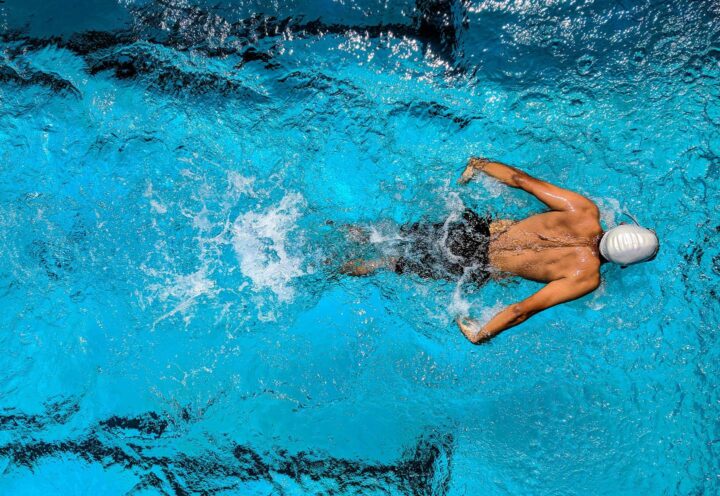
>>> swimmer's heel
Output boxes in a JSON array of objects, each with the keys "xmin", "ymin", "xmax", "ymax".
[{"xmin": 340, "ymin": 257, "xmax": 397, "ymax": 276}]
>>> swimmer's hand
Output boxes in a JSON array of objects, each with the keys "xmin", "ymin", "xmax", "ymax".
[
  {"xmin": 457, "ymin": 157, "xmax": 489, "ymax": 185},
  {"xmin": 455, "ymin": 317, "xmax": 491, "ymax": 345}
]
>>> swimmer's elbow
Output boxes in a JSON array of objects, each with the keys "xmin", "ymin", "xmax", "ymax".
[
  {"xmin": 511, "ymin": 172, "xmax": 531, "ymax": 188},
  {"xmin": 509, "ymin": 303, "xmax": 532, "ymax": 326}
]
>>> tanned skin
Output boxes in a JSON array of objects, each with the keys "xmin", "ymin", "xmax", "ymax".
[
  {"xmin": 341, "ymin": 158, "xmax": 604, "ymax": 344},
  {"xmin": 455, "ymin": 158, "xmax": 602, "ymax": 344}
]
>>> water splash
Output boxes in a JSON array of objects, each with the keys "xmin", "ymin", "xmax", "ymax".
[{"xmin": 231, "ymin": 192, "xmax": 307, "ymax": 304}]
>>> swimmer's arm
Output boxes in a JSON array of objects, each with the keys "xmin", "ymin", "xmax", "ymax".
[
  {"xmin": 456, "ymin": 276, "xmax": 600, "ymax": 344},
  {"xmin": 458, "ymin": 158, "xmax": 597, "ymax": 214}
]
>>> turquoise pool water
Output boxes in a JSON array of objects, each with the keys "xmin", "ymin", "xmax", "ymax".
[{"xmin": 1, "ymin": 1, "xmax": 719, "ymax": 494}]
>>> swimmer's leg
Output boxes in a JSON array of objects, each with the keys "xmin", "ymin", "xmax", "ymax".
[{"xmin": 340, "ymin": 257, "xmax": 398, "ymax": 276}]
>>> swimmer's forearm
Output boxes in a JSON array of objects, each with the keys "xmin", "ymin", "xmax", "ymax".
[
  {"xmin": 474, "ymin": 159, "xmax": 530, "ymax": 188},
  {"xmin": 457, "ymin": 304, "xmax": 529, "ymax": 344},
  {"xmin": 459, "ymin": 157, "xmax": 526, "ymax": 185}
]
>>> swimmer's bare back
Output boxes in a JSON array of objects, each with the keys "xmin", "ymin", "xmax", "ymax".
[{"xmin": 456, "ymin": 158, "xmax": 602, "ymax": 344}]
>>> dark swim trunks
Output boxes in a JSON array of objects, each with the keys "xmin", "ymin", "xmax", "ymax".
[{"xmin": 395, "ymin": 208, "xmax": 492, "ymax": 285}]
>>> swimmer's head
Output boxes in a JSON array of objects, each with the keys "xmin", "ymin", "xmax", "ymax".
[{"xmin": 599, "ymin": 224, "xmax": 659, "ymax": 266}]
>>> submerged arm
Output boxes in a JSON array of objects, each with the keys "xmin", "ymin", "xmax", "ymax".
[
  {"xmin": 456, "ymin": 276, "xmax": 599, "ymax": 344},
  {"xmin": 458, "ymin": 157, "xmax": 597, "ymax": 213}
]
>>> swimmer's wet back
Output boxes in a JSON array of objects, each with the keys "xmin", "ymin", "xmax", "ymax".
[{"xmin": 395, "ymin": 208, "xmax": 492, "ymax": 285}]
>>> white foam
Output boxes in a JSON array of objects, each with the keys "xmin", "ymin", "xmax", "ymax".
[
  {"xmin": 586, "ymin": 279, "xmax": 607, "ymax": 311},
  {"xmin": 227, "ymin": 171, "xmax": 257, "ymax": 198},
  {"xmin": 449, "ymin": 282, "xmax": 472, "ymax": 317},
  {"xmin": 231, "ymin": 192, "xmax": 306, "ymax": 303},
  {"xmin": 477, "ymin": 174, "xmax": 506, "ymax": 198},
  {"xmin": 368, "ymin": 225, "xmax": 403, "ymax": 244},
  {"xmin": 149, "ymin": 268, "xmax": 217, "ymax": 327},
  {"xmin": 476, "ymin": 301, "xmax": 505, "ymax": 327},
  {"xmin": 150, "ymin": 199, "xmax": 167, "ymax": 214},
  {"xmin": 448, "ymin": 279, "xmax": 505, "ymax": 328},
  {"xmin": 444, "ymin": 190, "xmax": 465, "ymax": 212},
  {"xmin": 144, "ymin": 180, "xmax": 169, "ymax": 214},
  {"xmin": 191, "ymin": 205, "xmax": 212, "ymax": 231}
]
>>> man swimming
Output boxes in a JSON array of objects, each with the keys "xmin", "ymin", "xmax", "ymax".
[{"xmin": 341, "ymin": 158, "xmax": 659, "ymax": 344}]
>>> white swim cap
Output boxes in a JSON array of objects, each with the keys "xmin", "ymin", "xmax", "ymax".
[{"xmin": 599, "ymin": 224, "xmax": 659, "ymax": 265}]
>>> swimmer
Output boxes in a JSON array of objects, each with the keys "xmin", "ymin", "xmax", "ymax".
[{"xmin": 341, "ymin": 158, "xmax": 659, "ymax": 344}]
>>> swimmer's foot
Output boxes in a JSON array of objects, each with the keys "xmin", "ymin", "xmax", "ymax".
[
  {"xmin": 340, "ymin": 259, "xmax": 372, "ymax": 276},
  {"xmin": 340, "ymin": 257, "xmax": 397, "ymax": 276}
]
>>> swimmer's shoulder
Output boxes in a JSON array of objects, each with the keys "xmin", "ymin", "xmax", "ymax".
[
  {"xmin": 562, "ymin": 206, "xmax": 602, "ymax": 236},
  {"xmin": 571, "ymin": 253, "xmax": 601, "ymax": 288}
]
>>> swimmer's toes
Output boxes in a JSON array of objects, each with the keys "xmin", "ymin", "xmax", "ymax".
[
  {"xmin": 340, "ymin": 259, "xmax": 372, "ymax": 276},
  {"xmin": 339, "ymin": 259, "xmax": 359, "ymax": 275}
]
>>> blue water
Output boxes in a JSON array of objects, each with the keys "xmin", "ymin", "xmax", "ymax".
[{"xmin": 1, "ymin": 0, "xmax": 719, "ymax": 494}]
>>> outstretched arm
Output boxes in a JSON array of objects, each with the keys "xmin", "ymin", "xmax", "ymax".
[
  {"xmin": 456, "ymin": 275, "xmax": 600, "ymax": 344},
  {"xmin": 458, "ymin": 158, "xmax": 597, "ymax": 213}
]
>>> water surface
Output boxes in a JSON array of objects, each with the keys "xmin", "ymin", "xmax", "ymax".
[{"xmin": 1, "ymin": 0, "xmax": 719, "ymax": 494}]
